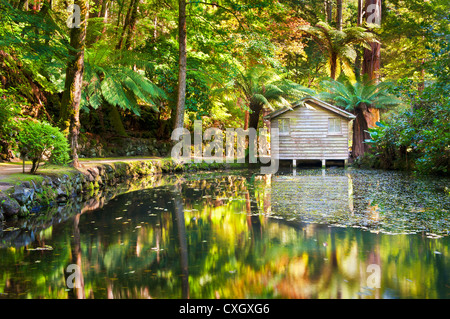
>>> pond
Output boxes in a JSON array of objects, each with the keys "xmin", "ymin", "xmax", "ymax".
[{"xmin": 0, "ymin": 168, "xmax": 449, "ymax": 299}]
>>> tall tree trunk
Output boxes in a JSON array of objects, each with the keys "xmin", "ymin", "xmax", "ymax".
[
  {"xmin": 354, "ymin": 0, "xmax": 364, "ymax": 80},
  {"xmin": 60, "ymin": 0, "xmax": 88, "ymax": 168},
  {"xmin": 248, "ymin": 102, "xmax": 263, "ymax": 131},
  {"xmin": 336, "ymin": 0, "xmax": 343, "ymax": 31},
  {"xmin": 357, "ymin": 0, "xmax": 363, "ymax": 26},
  {"xmin": 115, "ymin": 0, "xmax": 124, "ymax": 38},
  {"xmin": 108, "ymin": 104, "xmax": 128, "ymax": 136},
  {"xmin": 244, "ymin": 110, "xmax": 249, "ymax": 130},
  {"xmin": 116, "ymin": 0, "xmax": 135, "ymax": 50},
  {"xmin": 330, "ymin": 52, "xmax": 337, "ymax": 80},
  {"xmin": 326, "ymin": 0, "xmax": 332, "ymax": 23},
  {"xmin": 174, "ymin": 0, "xmax": 187, "ymax": 130},
  {"xmin": 352, "ymin": 105, "xmax": 370, "ymax": 158},
  {"xmin": 124, "ymin": 0, "xmax": 139, "ymax": 50},
  {"xmin": 362, "ymin": 0, "xmax": 381, "ymax": 128},
  {"xmin": 99, "ymin": 1, "xmax": 109, "ymax": 38},
  {"xmin": 417, "ymin": 46, "xmax": 425, "ymax": 94}
]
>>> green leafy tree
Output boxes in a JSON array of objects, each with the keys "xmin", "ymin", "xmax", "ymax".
[{"xmin": 17, "ymin": 119, "xmax": 70, "ymax": 173}]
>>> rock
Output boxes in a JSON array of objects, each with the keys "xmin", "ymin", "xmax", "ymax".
[
  {"xmin": 105, "ymin": 164, "xmax": 114, "ymax": 173},
  {"xmin": 97, "ymin": 166, "xmax": 105, "ymax": 176},
  {"xmin": 11, "ymin": 187, "xmax": 35, "ymax": 206},
  {"xmin": 43, "ymin": 177, "xmax": 53, "ymax": 188},
  {"xmin": 61, "ymin": 174, "xmax": 70, "ymax": 183},
  {"xmin": 53, "ymin": 178, "xmax": 60, "ymax": 187},
  {"xmin": 85, "ymin": 173, "xmax": 95, "ymax": 182},
  {"xmin": 87, "ymin": 167, "xmax": 100, "ymax": 179},
  {"xmin": 19, "ymin": 205, "xmax": 29, "ymax": 217},
  {"xmin": 0, "ymin": 193, "xmax": 20, "ymax": 217},
  {"xmin": 56, "ymin": 187, "xmax": 69, "ymax": 203},
  {"xmin": 21, "ymin": 181, "xmax": 31, "ymax": 188},
  {"xmin": 31, "ymin": 180, "xmax": 42, "ymax": 193}
]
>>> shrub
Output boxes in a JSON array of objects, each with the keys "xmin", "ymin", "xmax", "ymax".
[
  {"xmin": 365, "ymin": 104, "xmax": 450, "ymax": 175},
  {"xmin": 17, "ymin": 119, "xmax": 70, "ymax": 173}
]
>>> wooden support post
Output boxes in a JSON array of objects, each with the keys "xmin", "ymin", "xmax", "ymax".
[
  {"xmin": 293, "ymin": 159, "xmax": 296, "ymax": 167},
  {"xmin": 344, "ymin": 159, "xmax": 348, "ymax": 168},
  {"xmin": 321, "ymin": 159, "xmax": 326, "ymax": 168}
]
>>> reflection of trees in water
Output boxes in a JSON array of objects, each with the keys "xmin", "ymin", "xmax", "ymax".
[
  {"xmin": 0, "ymin": 172, "xmax": 449, "ymax": 299},
  {"xmin": 171, "ymin": 185, "xmax": 189, "ymax": 299},
  {"xmin": 67, "ymin": 213, "xmax": 85, "ymax": 299}
]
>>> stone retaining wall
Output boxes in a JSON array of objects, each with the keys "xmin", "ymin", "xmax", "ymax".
[{"xmin": 0, "ymin": 159, "xmax": 241, "ymax": 222}]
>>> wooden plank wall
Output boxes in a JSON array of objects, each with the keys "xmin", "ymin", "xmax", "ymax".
[{"xmin": 271, "ymin": 103, "xmax": 351, "ymax": 160}]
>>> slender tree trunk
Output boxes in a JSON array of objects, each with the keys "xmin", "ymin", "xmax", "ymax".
[
  {"xmin": 362, "ymin": 0, "xmax": 381, "ymax": 128},
  {"xmin": 248, "ymin": 102, "xmax": 263, "ymax": 131},
  {"xmin": 418, "ymin": 50, "xmax": 425, "ymax": 94},
  {"xmin": 116, "ymin": 0, "xmax": 135, "ymax": 50},
  {"xmin": 362, "ymin": 42, "xmax": 381, "ymax": 82},
  {"xmin": 174, "ymin": 0, "xmax": 187, "ymax": 130},
  {"xmin": 124, "ymin": 0, "xmax": 139, "ymax": 50},
  {"xmin": 100, "ymin": 1, "xmax": 109, "ymax": 37},
  {"xmin": 354, "ymin": 0, "xmax": 364, "ymax": 80},
  {"xmin": 362, "ymin": 0, "xmax": 381, "ymax": 82},
  {"xmin": 357, "ymin": 0, "xmax": 363, "ymax": 26},
  {"xmin": 330, "ymin": 52, "xmax": 337, "ymax": 80},
  {"xmin": 326, "ymin": 0, "xmax": 332, "ymax": 23},
  {"xmin": 115, "ymin": 0, "xmax": 124, "ymax": 38},
  {"xmin": 244, "ymin": 110, "xmax": 249, "ymax": 130},
  {"xmin": 153, "ymin": 14, "xmax": 158, "ymax": 39},
  {"xmin": 336, "ymin": 0, "xmax": 343, "ymax": 31},
  {"xmin": 108, "ymin": 105, "xmax": 128, "ymax": 136},
  {"xmin": 60, "ymin": 0, "xmax": 88, "ymax": 168}
]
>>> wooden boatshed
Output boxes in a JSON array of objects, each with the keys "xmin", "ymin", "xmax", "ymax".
[{"xmin": 264, "ymin": 96, "xmax": 356, "ymax": 167}]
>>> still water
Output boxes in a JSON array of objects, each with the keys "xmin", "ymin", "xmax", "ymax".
[{"xmin": 0, "ymin": 169, "xmax": 449, "ymax": 299}]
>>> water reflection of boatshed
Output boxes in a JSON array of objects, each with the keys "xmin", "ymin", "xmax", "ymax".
[{"xmin": 270, "ymin": 172, "xmax": 354, "ymax": 220}]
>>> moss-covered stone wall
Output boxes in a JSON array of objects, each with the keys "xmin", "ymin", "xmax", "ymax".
[{"xmin": 0, "ymin": 158, "xmax": 245, "ymax": 222}]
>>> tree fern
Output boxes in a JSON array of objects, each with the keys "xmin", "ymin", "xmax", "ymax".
[
  {"xmin": 299, "ymin": 21, "xmax": 378, "ymax": 79},
  {"xmin": 318, "ymin": 77, "xmax": 402, "ymax": 112},
  {"xmin": 81, "ymin": 47, "xmax": 167, "ymax": 116}
]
